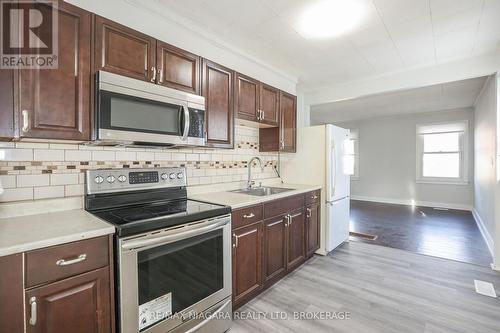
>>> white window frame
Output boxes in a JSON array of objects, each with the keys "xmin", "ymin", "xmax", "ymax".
[
  {"xmin": 348, "ymin": 129, "xmax": 359, "ymax": 180},
  {"xmin": 416, "ymin": 121, "xmax": 469, "ymax": 185}
]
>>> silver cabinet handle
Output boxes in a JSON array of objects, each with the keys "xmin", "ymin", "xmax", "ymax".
[
  {"xmin": 285, "ymin": 214, "xmax": 290, "ymax": 226},
  {"xmin": 22, "ymin": 110, "xmax": 29, "ymax": 132},
  {"xmin": 56, "ymin": 254, "xmax": 87, "ymax": 266},
  {"xmin": 29, "ymin": 297, "xmax": 37, "ymax": 326},
  {"xmin": 280, "ymin": 140, "xmax": 285, "ymax": 149},
  {"xmin": 150, "ymin": 66, "xmax": 156, "ymax": 83},
  {"xmin": 256, "ymin": 109, "xmax": 261, "ymax": 120},
  {"xmin": 306, "ymin": 208, "xmax": 312, "ymax": 218},
  {"xmin": 158, "ymin": 67, "xmax": 163, "ymax": 84},
  {"xmin": 243, "ymin": 213, "xmax": 255, "ymax": 219},
  {"xmin": 233, "ymin": 233, "xmax": 238, "ymax": 248},
  {"xmin": 262, "ymin": 110, "xmax": 265, "ymax": 120}
]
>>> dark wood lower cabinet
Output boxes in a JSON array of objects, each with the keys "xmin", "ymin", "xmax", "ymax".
[
  {"xmin": 232, "ymin": 191, "xmax": 319, "ymax": 310},
  {"xmin": 263, "ymin": 215, "xmax": 288, "ymax": 284},
  {"xmin": 232, "ymin": 222, "xmax": 263, "ymax": 308},
  {"xmin": 306, "ymin": 203, "xmax": 321, "ymax": 257},
  {"xmin": 0, "ymin": 236, "xmax": 114, "ymax": 333},
  {"xmin": 0, "ymin": 254, "xmax": 24, "ymax": 333},
  {"xmin": 286, "ymin": 209, "xmax": 306, "ymax": 270},
  {"xmin": 26, "ymin": 267, "xmax": 111, "ymax": 333}
]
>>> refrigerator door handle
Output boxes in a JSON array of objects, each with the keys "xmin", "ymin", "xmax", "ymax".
[{"xmin": 331, "ymin": 139, "xmax": 336, "ymax": 198}]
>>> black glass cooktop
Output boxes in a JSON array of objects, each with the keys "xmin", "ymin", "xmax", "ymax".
[{"xmin": 92, "ymin": 199, "xmax": 231, "ymax": 237}]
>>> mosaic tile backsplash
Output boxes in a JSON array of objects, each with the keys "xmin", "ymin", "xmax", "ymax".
[{"xmin": 0, "ymin": 126, "xmax": 279, "ymax": 203}]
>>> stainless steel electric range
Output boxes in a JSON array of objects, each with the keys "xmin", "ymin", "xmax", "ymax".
[{"xmin": 84, "ymin": 167, "xmax": 232, "ymax": 333}]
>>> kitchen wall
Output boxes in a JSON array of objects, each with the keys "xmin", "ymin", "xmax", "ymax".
[
  {"xmin": 336, "ymin": 108, "xmax": 474, "ymax": 210},
  {"xmin": 0, "ymin": 125, "xmax": 278, "ymax": 204},
  {"xmin": 473, "ymin": 75, "xmax": 496, "ymax": 257}
]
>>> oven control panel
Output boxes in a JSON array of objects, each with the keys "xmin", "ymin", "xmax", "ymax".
[{"xmin": 85, "ymin": 167, "xmax": 187, "ymax": 194}]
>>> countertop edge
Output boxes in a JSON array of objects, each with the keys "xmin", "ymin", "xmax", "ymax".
[
  {"xmin": 189, "ymin": 184, "xmax": 323, "ymax": 210},
  {"xmin": 0, "ymin": 225, "xmax": 115, "ymax": 257}
]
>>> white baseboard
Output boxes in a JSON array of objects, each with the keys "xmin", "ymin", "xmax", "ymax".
[
  {"xmin": 350, "ymin": 195, "xmax": 473, "ymax": 211},
  {"xmin": 472, "ymin": 209, "xmax": 495, "ymax": 259}
]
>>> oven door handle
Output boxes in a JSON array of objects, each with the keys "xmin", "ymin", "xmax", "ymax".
[
  {"xmin": 184, "ymin": 299, "xmax": 231, "ymax": 333},
  {"xmin": 121, "ymin": 217, "xmax": 229, "ymax": 251},
  {"xmin": 181, "ymin": 104, "xmax": 190, "ymax": 141}
]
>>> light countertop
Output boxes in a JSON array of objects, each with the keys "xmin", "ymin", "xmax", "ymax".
[
  {"xmin": 0, "ymin": 209, "xmax": 115, "ymax": 257},
  {"xmin": 189, "ymin": 183, "xmax": 322, "ymax": 209}
]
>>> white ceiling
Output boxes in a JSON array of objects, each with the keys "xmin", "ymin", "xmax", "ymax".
[
  {"xmin": 310, "ymin": 76, "xmax": 488, "ymax": 123},
  {"xmin": 157, "ymin": 0, "xmax": 500, "ymax": 90}
]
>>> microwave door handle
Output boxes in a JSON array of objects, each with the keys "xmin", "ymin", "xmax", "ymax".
[{"xmin": 181, "ymin": 104, "xmax": 190, "ymax": 141}]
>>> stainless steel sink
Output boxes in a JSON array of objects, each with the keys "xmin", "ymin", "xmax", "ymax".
[{"xmin": 229, "ymin": 186, "xmax": 295, "ymax": 196}]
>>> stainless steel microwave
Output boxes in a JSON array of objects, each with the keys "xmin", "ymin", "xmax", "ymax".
[{"xmin": 94, "ymin": 71, "xmax": 205, "ymax": 147}]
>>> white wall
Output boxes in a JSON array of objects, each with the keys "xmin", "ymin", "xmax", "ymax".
[
  {"xmin": 473, "ymin": 76, "xmax": 497, "ymax": 257},
  {"xmin": 336, "ymin": 108, "xmax": 474, "ymax": 210}
]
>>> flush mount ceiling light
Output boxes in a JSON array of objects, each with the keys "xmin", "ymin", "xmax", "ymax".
[{"xmin": 297, "ymin": 0, "xmax": 366, "ymax": 39}]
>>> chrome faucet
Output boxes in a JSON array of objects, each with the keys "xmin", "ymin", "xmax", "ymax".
[{"xmin": 247, "ymin": 157, "xmax": 264, "ymax": 189}]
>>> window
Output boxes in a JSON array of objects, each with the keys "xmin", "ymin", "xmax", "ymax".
[
  {"xmin": 416, "ymin": 121, "xmax": 468, "ymax": 184},
  {"xmin": 344, "ymin": 129, "xmax": 359, "ymax": 179}
]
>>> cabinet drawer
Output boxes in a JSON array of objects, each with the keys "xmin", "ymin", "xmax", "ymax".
[
  {"xmin": 26, "ymin": 236, "xmax": 109, "ymax": 288},
  {"xmin": 264, "ymin": 195, "xmax": 305, "ymax": 219},
  {"xmin": 232, "ymin": 204, "xmax": 263, "ymax": 229},
  {"xmin": 305, "ymin": 190, "xmax": 320, "ymax": 205}
]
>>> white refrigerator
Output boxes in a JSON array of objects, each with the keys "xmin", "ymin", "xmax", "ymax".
[{"xmin": 281, "ymin": 124, "xmax": 350, "ymax": 255}]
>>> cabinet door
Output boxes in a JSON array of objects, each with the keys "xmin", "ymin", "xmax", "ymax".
[
  {"xmin": 263, "ymin": 215, "xmax": 287, "ymax": 284},
  {"xmin": 235, "ymin": 73, "xmax": 259, "ymax": 122},
  {"xmin": 0, "ymin": 69, "xmax": 15, "ymax": 139},
  {"xmin": 95, "ymin": 16, "xmax": 156, "ymax": 82},
  {"xmin": 259, "ymin": 83, "xmax": 279, "ymax": 126},
  {"xmin": 306, "ymin": 203, "xmax": 321, "ymax": 257},
  {"xmin": 157, "ymin": 42, "xmax": 200, "ymax": 94},
  {"xmin": 232, "ymin": 222, "xmax": 263, "ymax": 307},
  {"xmin": 26, "ymin": 267, "xmax": 111, "ymax": 333},
  {"xmin": 19, "ymin": 2, "xmax": 91, "ymax": 140},
  {"xmin": 287, "ymin": 209, "xmax": 306, "ymax": 271},
  {"xmin": 279, "ymin": 91, "xmax": 297, "ymax": 152},
  {"xmin": 202, "ymin": 59, "xmax": 234, "ymax": 148},
  {"xmin": 0, "ymin": 254, "xmax": 24, "ymax": 333}
]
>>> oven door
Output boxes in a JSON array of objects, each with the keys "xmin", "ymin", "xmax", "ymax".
[{"xmin": 118, "ymin": 215, "xmax": 232, "ymax": 333}]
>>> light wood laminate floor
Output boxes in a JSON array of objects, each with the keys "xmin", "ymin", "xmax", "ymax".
[{"xmin": 232, "ymin": 242, "xmax": 500, "ymax": 333}]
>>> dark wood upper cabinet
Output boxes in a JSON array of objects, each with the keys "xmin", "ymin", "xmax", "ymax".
[
  {"xmin": 263, "ymin": 215, "xmax": 287, "ymax": 284},
  {"xmin": 202, "ymin": 59, "xmax": 234, "ymax": 148},
  {"xmin": 286, "ymin": 209, "xmax": 306, "ymax": 270},
  {"xmin": 259, "ymin": 83, "xmax": 279, "ymax": 126},
  {"xmin": 0, "ymin": 69, "xmax": 15, "ymax": 139},
  {"xmin": 95, "ymin": 16, "xmax": 156, "ymax": 82},
  {"xmin": 306, "ymin": 202, "xmax": 321, "ymax": 257},
  {"xmin": 18, "ymin": 1, "xmax": 91, "ymax": 140},
  {"xmin": 26, "ymin": 267, "xmax": 111, "ymax": 333},
  {"xmin": 0, "ymin": 254, "xmax": 24, "ymax": 333},
  {"xmin": 232, "ymin": 222, "xmax": 263, "ymax": 307},
  {"xmin": 157, "ymin": 42, "xmax": 200, "ymax": 94},
  {"xmin": 235, "ymin": 73, "xmax": 259, "ymax": 122},
  {"xmin": 279, "ymin": 91, "xmax": 297, "ymax": 153}
]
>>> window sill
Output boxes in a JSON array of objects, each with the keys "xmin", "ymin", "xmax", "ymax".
[{"xmin": 416, "ymin": 179, "xmax": 469, "ymax": 186}]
